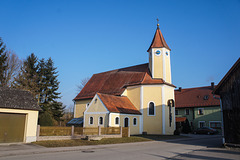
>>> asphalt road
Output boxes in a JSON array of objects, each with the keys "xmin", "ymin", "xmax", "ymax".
[{"xmin": 0, "ymin": 135, "xmax": 239, "ymax": 160}]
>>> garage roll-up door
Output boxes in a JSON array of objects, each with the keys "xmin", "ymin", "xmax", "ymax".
[{"xmin": 0, "ymin": 113, "xmax": 26, "ymax": 143}]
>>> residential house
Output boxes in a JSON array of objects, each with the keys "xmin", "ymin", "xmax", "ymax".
[
  {"xmin": 213, "ymin": 58, "xmax": 240, "ymax": 145},
  {"xmin": 175, "ymin": 84, "xmax": 221, "ymax": 133},
  {"xmin": 73, "ymin": 23, "xmax": 176, "ymax": 135},
  {"xmin": 0, "ymin": 87, "xmax": 41, "ymax": 143}
]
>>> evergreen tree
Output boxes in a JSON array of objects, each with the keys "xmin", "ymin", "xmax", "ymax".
[
  {"xmin": 14, "ymin": 53, "xmax": 39, "ymax": 97},
  {"xmin": 0, "ymin": 38, "xmax": 8, "ymax": 86},
  {"xmin": 38, "ymin": 58, "xmax": 65, "ymax": 122}
]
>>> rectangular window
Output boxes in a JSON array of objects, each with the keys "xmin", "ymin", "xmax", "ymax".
[
  {"xmin": 133, "ymin": 118, "xmax": 137, "ymax": 126},
  {"xmin": 198, "ymin": 108, "xmax": 204, "ymax": 115},
  {"xmin": 199, "ymin": 121, "xmax": 205, "ymax": 128},
  {"xmin": 90, "ymin": 117, "xmax": 93, "ymax": 125},
  {"xmin": 175, "ymin": 109, "xmax": 179, "ymax": 115},
  {"xmin": 210, "ymin": 121, "xmax": 221, "ymax": 129},
  {"xmin": 185, "ymin": 109, "xmax": 189, "ymax": 115}
]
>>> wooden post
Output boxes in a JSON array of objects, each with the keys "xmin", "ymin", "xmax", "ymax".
[
  {"xmin": 98, "ymin": 126, "xmax": 101, "ymax": 136},
  {"xmin": 128, "ymin": 127, "xmax": 130, "ymax": 137},
  {"xmin": 71, "ymin": 125, "xmax": 74, "ymax": 137},
  {"xmin": 36, "ymin": 125, "xmax": 40, "ymax": 141},
  {"xmin": 120, "ymin": 126, "xmax": 122, "ymax": 137}
]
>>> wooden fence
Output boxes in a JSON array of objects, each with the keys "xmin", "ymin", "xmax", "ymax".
[{"xmin": 37, "ymin": 125, "xmax": 129, "ymax": 141}]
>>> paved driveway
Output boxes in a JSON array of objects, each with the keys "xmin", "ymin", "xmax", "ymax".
[{"xmin": 0, "ymin": 135, "xmax": 239, "ymax": 160}]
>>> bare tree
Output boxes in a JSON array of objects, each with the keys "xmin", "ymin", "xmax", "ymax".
[
  {"xmin": 3, "ymin": 50, "xmax": 22, "ymax": 87},
  {"xmin": 77, "ymin": 77, "xmax": 90, "ymax": 92}
]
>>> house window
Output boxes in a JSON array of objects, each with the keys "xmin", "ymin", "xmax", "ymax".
[
  {"xmin": 210, "ymin": 121, "xmax": 221, "ymax": 129},
  {"xmin": 99, "ymin": 117, "xmax": 103, "ymax": 125},
  {"xmin": 198, "ymin": 108, "xmax": 204, "ymax": 115},
  {"xmin": 90, "ymin": 117, "xmax": 93, "ymax": 125},
  {"xmin": 175, "ymin": 109, "xmax": 179, "ymax": 115},
  {"xmin": 148, "ymin": 102, "xmax": 155, "ymax": 116},
  {"xmin": 133, "ymin": 118, "xmax": 137, "ymax": 126},
  {"xmin": 199, "ymin": 121, "xmax": 205, "ymax": 128},
  {"xmin": 115, "ymin": 117, "xmax": 119, "ymax": 125},
  {"xmin": 185, "ymin": 109, "xmax": 189, "ymax": 115}
]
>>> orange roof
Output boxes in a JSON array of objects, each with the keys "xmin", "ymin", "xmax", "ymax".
[
  {"xmin": 97, "ymin": 93, "xmax": 141, "ymax": 115},
  {"xmin": 176, "ymin": 117, "xmax": 187, "ymax": 122},
  {"xmin": 147, "ymin": 25, "xmax": 171, "ymax": 52},
  {"xmin": 74, "ymin": 63, "xmax": 175, "ymax": 100},
  {"xmin": 175, "ymin": 86, "xmax": 220, "ymax": 108}
]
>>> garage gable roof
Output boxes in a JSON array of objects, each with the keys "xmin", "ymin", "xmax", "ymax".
[{"xmin": 0, "ymin": 87, "xmax": 41, "ymax": 111}]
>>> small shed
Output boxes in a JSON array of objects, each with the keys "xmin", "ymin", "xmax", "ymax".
[
  {"xmin": 213, "ymin": 58, "xmax": 240, "ymax": 145},
  {"xmin": 0, "ymin": 87, "xmax": 41, "ymax": 143}
]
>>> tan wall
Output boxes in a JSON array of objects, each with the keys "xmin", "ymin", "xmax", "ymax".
[
  {"xmin": 0, "ymin": 108, "xmax": 39, "ymax": 143},
  {"xmin": 152, "ymin": 48, "xmax": 163, "ymax": 79},
  {"xmin": 110, "ymin": 113, "xmax": 140, "ymax": 135},
  {"xmin": 165, "ymin": 50, "xmax": 172, "ymax": 83},
  {"xmin": 84, "ymin": 114, "xmax": 109, "ymax": 127},
  {"xmin": 74, "ymin": 99, "xmax": 91, "ymax": 118},
  {"xmin": 126, "ymin": 86, "xmax": 141, "ymax": 111},
  {"xmin": 142, "ymin": 86, "xmax": 162, "ymax": 134},
  {"xmin": 84, "ymin": 95, "xmax": 109, "ymax": 127}
]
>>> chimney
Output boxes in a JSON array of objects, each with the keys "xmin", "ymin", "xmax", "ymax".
[
  {"xmin": 179, "ymin": 87, "xmax": 182, "ymax": 92},
  {"xmin": 211, "ymin": 82, "xmax": 214, "ymax": 90}
]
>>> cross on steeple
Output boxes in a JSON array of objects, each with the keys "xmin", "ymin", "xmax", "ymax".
[{"xmin": 157, "ymin": 18, "xmax": 159, "ymax": 27}]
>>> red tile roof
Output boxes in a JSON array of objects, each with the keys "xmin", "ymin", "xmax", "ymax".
[
  {"xmin": 176, "ymin": 117, "xmax": 187, "ymax": 122},
  {"xmin": 175, "ymin": 86, "xmax": 220, "ymax": 108},
  {"xmin": 74, "ymin": 63, "xmax": 175, "ymax": 100},
  {"xmin": 97, "ymin": 93, "xmax": 141, "ymax": 115},
  {"xmin": 147, "ymin": 26, "xmax": 171, "ymax": 52}
]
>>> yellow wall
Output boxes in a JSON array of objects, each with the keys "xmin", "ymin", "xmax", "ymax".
[
  {"xmin": 142, "ymin": 86, "xmax": 162, "ymax": 134},
  {"xmin": 109, "ymin": 113, "xmax": 140, "ymax": 135},
  {"xmin": 74, "ymin": 99, "xmax": 91, "ymax": 118},
  {"xmin": 150, "ymin": 48, "xmax": 171, "ymax": 84},
  {"xmin": 126, "ymin": 86, "xmax": 141, "ymax": 111},
  {"xmin": 0, "ymin": 108, "xmax": 39, "ymax": 143}
]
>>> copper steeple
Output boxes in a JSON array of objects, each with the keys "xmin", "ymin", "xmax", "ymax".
[{"xmin": 147, "ymin": 21, "xmax": 171, "ymax": 52}]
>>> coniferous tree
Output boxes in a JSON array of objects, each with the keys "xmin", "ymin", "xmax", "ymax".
[
  {"xmin": 0, "ymin": 38, "xmax": 8, "ymax": 86},
  {"xmin": 38, "ymin": 58, "xmax": 65, "ymax": 122},
  {"xmin": 14, "ymin": 53, "xmax": 39, "ymax": 97}
]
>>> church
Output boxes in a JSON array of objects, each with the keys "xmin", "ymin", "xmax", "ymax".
[{"xmin": 73, "ymin": 23, "xmax": 176, "ymax": 135}]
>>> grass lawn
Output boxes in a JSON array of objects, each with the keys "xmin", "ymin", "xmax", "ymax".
[{"xmin": 33, "ymin": 135, "xmax": 187, "ymax": 148}]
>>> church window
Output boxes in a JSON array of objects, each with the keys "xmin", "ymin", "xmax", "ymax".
[
  {"xmin": 99, "ymin": 117, "xmax": 103, "ymax": 125},
  {"xmin": 90, "ymin": 117, "xmax": 93, "ymax": 125},
  {"xmin": 148, "ymin": 102, "xmax": 155, "ymax": 116},
  {"xmin": 115, "ymin": 117, "xmax": 119, "ymax": 125},
  {"xmin": 133, "ymin": 118, "xmax": 137, "ymax": 126}
]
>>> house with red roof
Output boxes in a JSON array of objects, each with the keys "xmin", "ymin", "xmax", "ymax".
[
  {"xmin": 73, "ymin": 23, "xmax": 176, "ymax": 135},
  {"xmin": 175, "ymin": 83, "xmax": 221, "ymax": 133}
]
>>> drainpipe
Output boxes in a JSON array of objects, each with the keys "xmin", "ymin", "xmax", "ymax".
[{"xmin": 213, "ymin": 95, "xmax": 225, "ymax": 145}]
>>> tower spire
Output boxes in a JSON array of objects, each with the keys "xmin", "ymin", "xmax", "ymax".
[{"xmin": 147, "ymin": 21, "xmax": 171, "ymax": 52}]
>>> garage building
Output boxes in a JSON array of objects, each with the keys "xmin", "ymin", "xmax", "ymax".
[{"xmin": 0, "ymin": 87, "xmax": 41, "ymax": 143}]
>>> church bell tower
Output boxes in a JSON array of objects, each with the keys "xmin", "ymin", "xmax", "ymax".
[{"xmin": 148, "ymin": 21, "xmax": 172, "ymax": 84}]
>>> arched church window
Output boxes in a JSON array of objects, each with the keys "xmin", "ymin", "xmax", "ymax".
[
  {"xmin": 148, "ymin": 102, "xmax": 155, "ymax": 116},
  {"xmin": 115, "ymin": 117, "xmax": 119, "ymax": 125},
  {"xmin": 90, "ymin": 117, "xmax": 93, "ymax": 125},
  {"xmin": 99, "ymin": 117, "xmax": 103, "ymax": 125}
]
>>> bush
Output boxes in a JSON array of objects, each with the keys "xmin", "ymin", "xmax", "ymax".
[{"xmin": 38, "ymin": 111, "xmax": 57, "ymax": 126}]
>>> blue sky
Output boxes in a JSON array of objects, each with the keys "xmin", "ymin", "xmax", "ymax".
[{"xmin": 1, "ymin": 0, "xmax": 240, "ymax": 107}]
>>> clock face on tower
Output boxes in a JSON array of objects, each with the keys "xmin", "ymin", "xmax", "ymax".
[{"xmin": 155, "ymin": 50, "xmax": 161, "ymax": 56}]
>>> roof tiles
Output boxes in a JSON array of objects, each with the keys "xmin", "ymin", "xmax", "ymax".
[
  {"xmin": 97, "ymin": 93, "xmax": 141, "ymax": 115},
  {"xmin": 175, "ymin": 86, "xmax": 220, "ymax": 108}
]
